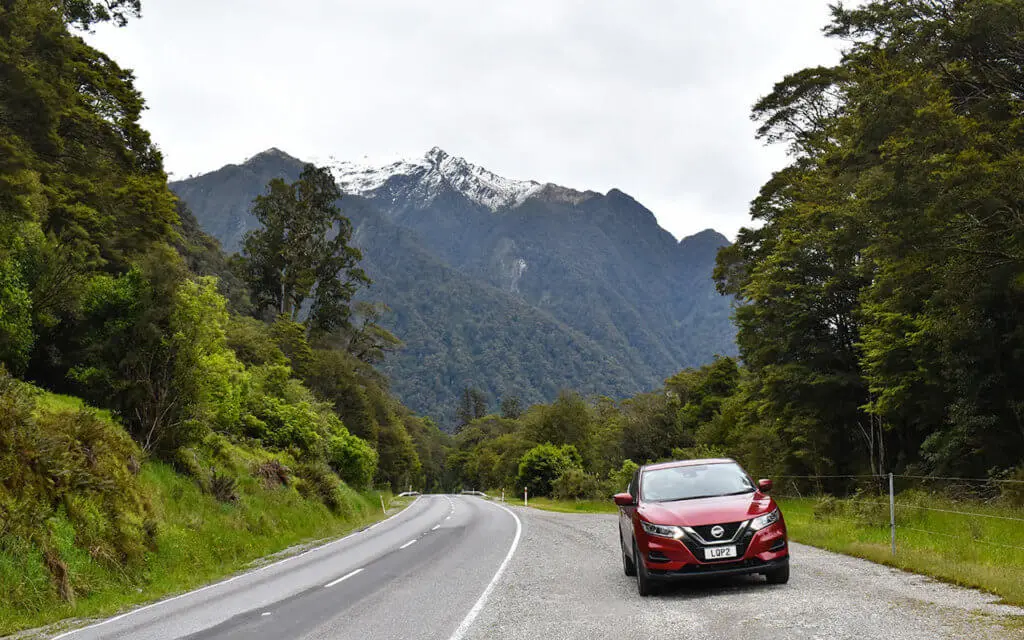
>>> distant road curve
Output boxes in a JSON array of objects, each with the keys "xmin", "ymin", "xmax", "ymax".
[{"xmin": 52, "ymin": 495, "xmax": 521, "ymax": 640}]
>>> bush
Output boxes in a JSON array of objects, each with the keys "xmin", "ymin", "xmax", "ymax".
[
  {"xmin": 209, "ymin": 469, "xmax": 239, "ymax": 503},
  {"xmin": 608, "ymin": 459, "xmax": 639, "ymax": 494},
  {"xmin": 252, "ymin": 459, "xmax": 291, "ymax": 488},
  {"xmin": 0, "ymin": 372, "xmax": 154, "ymax": 602},
  {"xmin": 516, "ymin": 443, "xmax": 582, "ymax": 497},
  {"xmin": 294, "ymin": 462, "xmax": 345, "ymax": 513},
  {"xmin": 552, "ymin": 468, "xmax": 606, "ymax": 500},
  {"xmin": 327, "ymin": 432, "xmax": 377, "ymax": 490}
]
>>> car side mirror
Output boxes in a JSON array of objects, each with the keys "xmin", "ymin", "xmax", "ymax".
[
  {"xmin": 758, "ymin": 479, "xmax": 773, "ymax": 493},
  {"xmin": 613, "ymin": 492, "xmax": 635, "ymax": 507}
]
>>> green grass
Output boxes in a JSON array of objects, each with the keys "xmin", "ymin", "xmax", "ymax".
[
  {"xmin": 0, "ymin": 461, "xmax": 403, "ymax": 636},
  {"xmin": 524, "ymin": 496, "xmax": 618, "ymax": 514},
  {"xmin": 778, "ymin": 496, "xmax": 1024, "ymax": 607}
]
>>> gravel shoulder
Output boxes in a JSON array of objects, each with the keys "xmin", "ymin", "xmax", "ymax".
[{"xmin": 465, "ymin": 506, "xmax": 1024, "ymax": 640}]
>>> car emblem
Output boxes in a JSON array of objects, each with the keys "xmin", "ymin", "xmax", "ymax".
[{"xmin": 710, "ymin": 525, "xmax": 725, "ymax": 538}]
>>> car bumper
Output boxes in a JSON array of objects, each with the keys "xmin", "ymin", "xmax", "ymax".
[{"xmin": 647, "ymin": 555, "xmax": 789, "ymax": 581}]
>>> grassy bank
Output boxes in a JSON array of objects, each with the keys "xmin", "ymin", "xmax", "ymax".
[
  {"xmin": 0, "ymin": 385, "xmax": 406, "ymax": 637},
  {"xmin": 0, "ymin": 461, "xmax": 402, "ymax": 635},
  {"xmin": 778, "ymin": 496, "xmax": 1024, "ymax": 607},
  {"xmin": 524, "ymin": 494, "xmax": 1022, "ymax": 606}
]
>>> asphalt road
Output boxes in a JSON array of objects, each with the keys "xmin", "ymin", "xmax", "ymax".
[
  {"xmin": 49, "ymin": 497, "xmax": 1023, "ymax": 640},
  {"xmin": 52, "ymin": 495, "xmax": 520, "ymax": 640}
]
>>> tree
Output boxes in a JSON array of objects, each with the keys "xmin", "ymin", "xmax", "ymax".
[
  {"xmin": 332, "ymin": 301, "xmax": 402, "ymax": 364},
  {"xmin": 500, "ymin": 395, "xmax": 523, "ymax": 420},
  {"xmin": 239, "ymin": 164, "xmax": 369, "ymax": 335},
  {"xmin": 716, "ymin": 0, "xmax": 1024, "ymax": 476},
  {"xmin": 61, "ymin": 0, "xmax": 142, "ymax": 29},
  {"xmin": 516, "ymin": 443, "xmax": 582, "ymax": 497},
  {"xmin": 455, "ymin": 386, "xmax": 488, "ymax": 431}
]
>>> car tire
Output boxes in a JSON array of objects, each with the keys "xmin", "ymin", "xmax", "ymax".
[
  {"xmin": 621, "ymin": 533, "xmax": 636, "ymax": 577},
  {"xmin": 633, "ymin": 540, "xmax": 655, "ymax": 596},
  {"xmin": 764, "ymin": 563, "xmax": 790, "ymax": 585}
]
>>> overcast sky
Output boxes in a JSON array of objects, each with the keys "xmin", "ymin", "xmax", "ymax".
[{"xmin": 86, "ymin": 1, "xmax": 845, "ymax": 240}]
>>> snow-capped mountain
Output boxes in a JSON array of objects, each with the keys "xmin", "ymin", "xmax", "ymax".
[
  {"xmin": 326, "ymin": 147, "xmax": 594, "ymax": 212},
  {"xmin": 170, "ymin": 147, "xmax": 736, "ymax": 428}
]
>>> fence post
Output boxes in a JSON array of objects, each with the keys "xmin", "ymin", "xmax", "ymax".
[{"xmin": 889, "ymin": 472, "xmax": 896, "ymax": 557}]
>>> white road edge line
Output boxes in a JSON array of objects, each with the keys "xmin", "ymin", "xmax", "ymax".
[
  {"xmin": 324, "ymin": 568, "xmax": 364, "ymax": 588},
  {"xmin": 52, "ymin": 495, "xmax": 423, "ymax": 639},
  {"xmin": 446, "ymin": 497, "xmax": 522, "ymax": 640},
  {"xmin": 399, "ymin": 539, "xmax": 417, "ymax": 549}
]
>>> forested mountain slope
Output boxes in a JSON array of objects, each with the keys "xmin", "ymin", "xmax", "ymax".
[{"xmin": 172, "ymin": 149, "xmax": 736, "ymax": 426}]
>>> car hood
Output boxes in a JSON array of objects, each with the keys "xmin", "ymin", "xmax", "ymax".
[{"xmin": 638, "ymin": 492, "xmax": 774, "ymax": 527}]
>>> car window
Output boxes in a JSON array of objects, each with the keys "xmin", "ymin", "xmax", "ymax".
[{"xmin": 640, "ymin": 463, "xmax": 754, "ymax": 502}]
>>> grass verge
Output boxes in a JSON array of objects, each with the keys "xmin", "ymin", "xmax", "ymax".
[
  {"xmin": 778, "ymin": 496, "xmax": 1024, "ymax": 607},
  {"xmin": 523, "ymin": 496, "xmax": 618, "ymax": 514}
]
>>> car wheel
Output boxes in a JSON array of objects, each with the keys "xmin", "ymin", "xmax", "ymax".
[
  {"xmin": 764, "ymin": 563, "xmax": 790, "ymax": 585},
  {"xmin": 621, "ymin": 533, "xmax": 636, "ymax": 577},
  {"xmin": 633, "ymin": 540, "xmax": 655, "ymax": 596}
]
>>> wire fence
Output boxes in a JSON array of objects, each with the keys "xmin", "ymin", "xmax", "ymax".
[{"xmin": 772, "ymin": 472, "xmax": 1024, "ymax": 555}]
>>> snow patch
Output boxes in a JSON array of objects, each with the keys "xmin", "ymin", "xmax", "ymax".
[{"xmin": 326, "ymin": 147, "xmax": 546, "ymax": 212}]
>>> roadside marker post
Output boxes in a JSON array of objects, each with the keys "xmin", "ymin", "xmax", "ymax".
[
  {"xmin": 501, "ymin": 489, "xmax": 504, "ymax": 503},
  {"xmin": 889, "ymin": 472, "xmax": 896, "ymax": 557},
  {"xmin": 381, "ymin": 494, "xmax": 387, "ymax": 514},
  {"xmin": 524, "ymin": 487, "xmax": 528, "ymax": 507}
]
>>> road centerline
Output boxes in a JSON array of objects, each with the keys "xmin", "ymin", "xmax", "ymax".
[{"xmin": 399, "ymin": 539, "xmax": 417, "ymax": 549}]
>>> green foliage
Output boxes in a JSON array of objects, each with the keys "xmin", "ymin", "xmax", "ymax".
[
  {"xmin": 516, "ymin": 443, "xmax": 582, "ymax": 497},
  {"xmin": 0, "ymin": 255, "xmax": 34, "ymax": 372},
  {"xmin": 238, "ymin": 164, "xmax": 369, "ymax": 334},
  {"xmin": 551, "ymin": 468, "xmax": 607, "ymax": 501},
  {"xmin": 327, "ymin": 432, "xmax": 378, "ymax": 490},
  {"xmin": 456, "ymin": 386, "xmax": 488, "ymax": 431},
  {"xmin": 714, "ymin": 0, "xmax": 1024, "ymax": 476},
  {"xmin": 0, "ymin": 372, "xmax": 153, "ymax": 606},
  {"xmin": 294, "ymin": 462, "xmax": 347, "ymax": 513},
  {"xmin": 608, "ymin": 459, "xmax": 640, "ymax": 494}
]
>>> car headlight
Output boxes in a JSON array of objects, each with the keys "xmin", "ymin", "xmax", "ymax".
[
  {"xmin": 749, "ymin": 509, "xmax": 780, "ymax": 531},
  {"xmin": 641, "ymin": 521, "xmax": 686, "ymax": 539}
]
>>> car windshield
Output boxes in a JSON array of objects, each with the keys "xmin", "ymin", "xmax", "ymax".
[{"xmin": 641, "ymin": 463, "xmax": 755, "ymax": 502}]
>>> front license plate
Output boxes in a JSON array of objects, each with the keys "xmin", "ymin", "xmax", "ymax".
[{"xmin": 704, "ymin": 545, "xmax": 737, "ymax": 560}]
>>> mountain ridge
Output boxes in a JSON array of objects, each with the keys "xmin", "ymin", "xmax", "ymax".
[{"xmin": 170, "ymin": 147, "xmax": 736, "ymax": 426}]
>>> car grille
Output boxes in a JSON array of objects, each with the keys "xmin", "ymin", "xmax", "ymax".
[
  {"xmin": 683, "ymin": 528, "xmax": 756, "ymax": 562},
  {"xmin": 691, "ymin": 521, "xmax": 743, "ymax": 541}
]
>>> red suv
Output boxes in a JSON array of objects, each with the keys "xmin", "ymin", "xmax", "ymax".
[{"xmin": 615, "ymin": 458, "xmax": 789, "ymax": 595}]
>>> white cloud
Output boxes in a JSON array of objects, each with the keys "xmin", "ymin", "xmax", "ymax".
[{"xmin": 86, "ymin": 0, "xmax": 844, "ymax": 239}]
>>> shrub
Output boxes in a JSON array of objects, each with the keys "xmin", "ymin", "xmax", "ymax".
[
  {"xmin": 552, "ymin": 468, "xmax": 606, "ymax": 500},
  {"xmin": 252, "ymin": 459, "xmax": 291, "ymax": 488},
  {"xmin": 608, "ymin": 459, "xmax": 640, "ymax": 494},
  {"xmin": 0, "ymin": 371, "xmax": 153, "ymax": 602},
  {"xmin": 327, "ymin": 432, "xmax": 377, "ymax": 490},
  {"xmin": 516, "ymin": 443, "xmax": 582, "ymax": 497},
  {"xmin": 295, "ymin": 462, "xmax": 345, "ymax": 513},
  {"xmin": 209, "ymin": 468, "xmax": 239, "ymax": 503}
]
